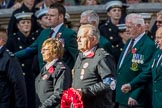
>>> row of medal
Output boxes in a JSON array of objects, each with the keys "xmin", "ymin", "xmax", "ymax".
[{"xmin": 132, "ymin": 53, "xmax": 144, "ymax": 64}]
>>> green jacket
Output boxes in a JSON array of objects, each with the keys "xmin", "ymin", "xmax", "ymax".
[
  {"xmin": 15, "ymin": 25, "xmax": 78, "ymax": 70},
  {"xmin": 129, "ymin": 49, "xmax": 162, "ymax": 108},
  {"xmin": 116, "ymin": 34, "xmax": 156, "ymax": 106}
]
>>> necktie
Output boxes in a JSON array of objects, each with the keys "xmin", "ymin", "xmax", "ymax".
[
  {"xmin": 126, "ymin": 39, "xmax": 135, "ymax": 56},
  {"xmin": 48, "ymin": 29, "xmax": 55, "ymax": 38}
]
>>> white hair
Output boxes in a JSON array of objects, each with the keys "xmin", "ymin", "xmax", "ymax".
[{"xmin": 126, "ymin": 13, "xmax": 145, "ymax": 26}]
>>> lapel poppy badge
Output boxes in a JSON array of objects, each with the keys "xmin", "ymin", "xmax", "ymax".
[
  {"xmin": 48, "ymin": 66, "xmax": 55, "ymax": 74},
  {"xmin": 86, "ymin": 52, "xmax": 95, "ymax": 58}
]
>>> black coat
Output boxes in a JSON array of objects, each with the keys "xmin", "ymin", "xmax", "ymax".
[
  {"xmin": 6, "ymin": 31, "xmax": 38, "ymax": 76},
  {"xmin": 35, "ymin": 60, "xmax": 72, "ymax": 108},
  {"xmin": 72, "ymin": 46, "xmax": 116, "ymax": 108},
  {"xmin": 99, "ymin": 20, "xmax": 124, "ymax": 63},
  {"xmin": 6, "ymin": 31, "xmax": 38, "ymax": 108},
  {"xmin": 0, "ymin": 46, "xmax": 27, "ymax": 108}
]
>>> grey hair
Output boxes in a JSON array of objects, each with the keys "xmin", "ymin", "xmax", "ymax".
[
  {"xmin": 126, "ymin": 13, "xmax": 145, "ymax": 26},
  {"xmin": 81, "ymin": 10, "xmax": 99, "ymax": 27},
  {"xmin": 79, "ymin": 24, "xmax": 100, "ymax": 41}
]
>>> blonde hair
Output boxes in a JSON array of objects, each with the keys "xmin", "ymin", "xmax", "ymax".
[{"xmin": 42, "ymin": 38, "xmax": 64, "ymax": 59}]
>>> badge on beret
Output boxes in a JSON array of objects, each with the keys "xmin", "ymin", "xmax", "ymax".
[
  {"xmin": 83, "ymin": 63, "xmax": 88, "ymax": 68},
  {"xmin": 42, "ymin": 74, "xmax": 48, "ymax": 80}
]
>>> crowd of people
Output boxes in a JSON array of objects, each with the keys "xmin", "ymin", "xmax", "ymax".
[{"xmin": 1, "ymin": 0, "xmax": 162, "ymax": 108}]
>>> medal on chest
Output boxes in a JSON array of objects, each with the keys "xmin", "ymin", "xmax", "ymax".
[
  {"xmin": 80, "ymin": 62, "xmax": 89, "ymax": 80},
  {"xmin": 80, "ymin": 69, "xmax": 85, "ymax": 80},
  {"xmin": 42, "ymin": 74, "xmax": 48, "ymax": 80}
]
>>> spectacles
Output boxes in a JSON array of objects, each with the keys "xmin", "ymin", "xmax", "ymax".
[
  {"xmin": 156, "ymin": 20, "xmax": 162, "ymax": 24},
  {"xmin": 156, "ymin": 36, "xmax": 162, "ymax": 39},
  {"xmin": 41, "ymin": 48, "xmax": 50, "ymax": 51}
]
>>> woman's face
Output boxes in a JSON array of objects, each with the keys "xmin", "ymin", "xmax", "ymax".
[
  {"xmin": 17, "ymin": 19, "xmax": 31, "ymax": 35},
  {"xmin": 39, "ymin": 15, "xmax": 50, "ymax": 29},
  {"xmin": 108, "ymin": 7, "xmax": 122, "ymax": 21},
  {"xmin": 41, "ymin": 45, "xmax": 54, "ymax": 63}
]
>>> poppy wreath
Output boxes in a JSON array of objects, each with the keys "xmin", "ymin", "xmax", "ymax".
[{"xmin": 61, "ymin": 88, "xmax": 84, "ymax": 108}]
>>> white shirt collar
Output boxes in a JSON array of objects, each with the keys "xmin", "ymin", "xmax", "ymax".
[
  {"xmin": 51, "ymin": 23, "xmax": 63, "ymax": 38},
  {"xmin": 51, "ymin": 23, "xmax": 63, "ymax": 34},
  {"xmin": 45, "ymin": 58, "xmax": 58, "ymax": 70},
  {"xmin": 133, "ymin": 32, "xmax": 145, "ymax": 47}
]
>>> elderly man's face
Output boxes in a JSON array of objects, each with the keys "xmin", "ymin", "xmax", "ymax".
[
  {"xmin": 125, "ymin": 21, "xmax": 140, "ymax": 39},
  {"xmin": 77, "ymin": 28, "xmax": 94, "ymax": 52},
  {"xmin": 80, "ymin": 16, "xmax": 89, "ymax": 25},
  {"xmin": 155, "ymin": 27, "xmax": 162, "ymax": 49}
]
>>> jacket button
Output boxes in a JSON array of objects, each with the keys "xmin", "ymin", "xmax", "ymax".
[
  {"xmin": 21, "ymin": 64, "xmax": 25, "ymax": 67},
  {"xmin": 22, "ymin": 72, "xmax": 26, "ymax": 76}
]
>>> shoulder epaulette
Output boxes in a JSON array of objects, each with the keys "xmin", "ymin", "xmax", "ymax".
[
  {"xmin": 58, "ymin": 62, "xmax": 66, "ymax": 69},
  {"xmin": 6, "ymin": 49, "xmax": 15, "ymax": 57}
]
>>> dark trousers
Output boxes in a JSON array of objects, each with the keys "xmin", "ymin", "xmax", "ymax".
[{"xmin": 119, "ymin": 104, "xmax": 144, "ymax": 108}]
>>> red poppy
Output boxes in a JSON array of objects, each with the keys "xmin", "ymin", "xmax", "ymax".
[
  {"xmin": 132, "ymin": 48, "xmax": 137, "ymax": 54},
  {"xmin": 61, "ymin": 88, "xmax": 84, "ymax": 108},
  {"xmin": 48, "ymin": 66, "xmax": 55, "ymax": 74},
  {"xmin": 86, "ymin": 52, "xmax": 95, "ymax": 58}
]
